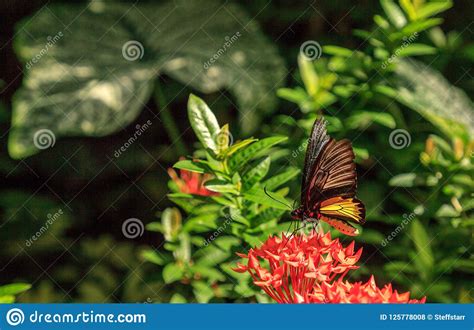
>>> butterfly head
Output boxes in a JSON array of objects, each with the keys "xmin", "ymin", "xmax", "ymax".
[{"xmin": 290, "ymin": 208, "xmax": 303, "ymax": 220}]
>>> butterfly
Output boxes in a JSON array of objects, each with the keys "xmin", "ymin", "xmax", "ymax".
[{"xmin": 290, "ymin": 118, "xmax": 366, "ymax": 236}]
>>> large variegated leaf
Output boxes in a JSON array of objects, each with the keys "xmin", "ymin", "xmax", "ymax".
[
  {"xmin": 9, "ymin": 1, "xmax": 285, "ymax": 158},
  {"xmin": 393, "ymin": 59, "xmax": 473, "ymax": 141}
]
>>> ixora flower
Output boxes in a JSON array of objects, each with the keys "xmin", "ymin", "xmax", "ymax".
[
  {"xmin": 168, "ymin": 162, "xmax": 218, "ymax": 197},
  {"xmin": 233, "ymin": 231, "xmax": 425, "ymax": 303}
]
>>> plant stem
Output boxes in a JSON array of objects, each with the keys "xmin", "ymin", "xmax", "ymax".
[{"xmin": 154, "ymin": 83, "xmax": 187, "ymax": 156}]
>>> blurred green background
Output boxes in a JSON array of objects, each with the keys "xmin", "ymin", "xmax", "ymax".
[{"xmin": 0, "ymin": 0, "xmax": 472, "ymax": 303}]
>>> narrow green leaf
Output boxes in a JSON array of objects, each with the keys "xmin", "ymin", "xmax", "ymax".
[
  {"xmin": 298, "ymin": 54, "xmax": 319, "ymax": 96},
  {"xmin": 397, "ymin": 44, "xmax": 437, "ymax": 57},
  {"xmin": 393, "ymin": 18, "xmax": 443, "ymax": 39},
  {"xmin": 417, "ymin": 1, "xmax": 452, "ymax": 19},
  {"xmin": 389, "ymin": 173, "xmax": 418, "ymax": 187},
  {"xmin": 323, "ymin": 45, "xmax": 354, "ymax": 57},
  {"xmin": 173, "ymin": 160, "xmax": 207, "ymax": 173},
  {"xmin": 162, "ymin": 263, "xmax": 184, "ymax": 284},
  {"xmin": 224, "ymin": 138, "xmax": 258, "ymax": 157},
  {"xmin": 242, "ymin": 157, "xmax": 271, "ymax": 190},
  {"xmin": 262, "ymin": 167, "xmax": 300, "ymax": 191},
  {"xmin": 243, "ymin": 187, "xmax": 290, "ymax": 210},
  {"xmin": 228, "ymin": 136, "xmax": 287, "ymax": 170},
  {"xmin": 204, "ymin": 179, "xmax": 240, "ymax": 194},
  {"xmin": 187, "ymin": 94, "xmax": 220, "ymax": 152},
  {"xmin": 0, "ymin": 283, "xmax": 31, "ymax": 296},
  {"xmin": 399, "ymin": 0, "xmax": 417, "ymax": 20},
  {"xmin": 410, "ymin": 219, "xmax": 434, "ymax": 270},
  {"xmin": 381, "ymin": 0, "xmax": 407, "ymax": 28},
  {"xmin": 141, "ymin": 249, "xmax": 166, "ymax": 266}
]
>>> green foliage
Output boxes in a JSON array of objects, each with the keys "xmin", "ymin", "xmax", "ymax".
[
  {"xmin": 142, "ymin": 95, "xmax": 294, "ymax": 302},
  {"xmin": 274, "ymin": 0, "xmax": 472, "ymax": 303},
  {"xmin": 9, "ymin": 0, "xmax": 285, "ymax": 158},
  {"xmin": 0, "ymin": 283, "xmax": 31, "ymax": 303}
]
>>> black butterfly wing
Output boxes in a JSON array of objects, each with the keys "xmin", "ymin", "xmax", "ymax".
[
  {"xmin": 300, "ymin": 118, "xmax": 330, "ymax": 205},
  {"xmin": 301, "ymin": 119, "xmax": 358, "ymax": 208}
]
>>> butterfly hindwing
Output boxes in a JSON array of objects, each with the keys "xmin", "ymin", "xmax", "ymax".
[
  {"xmin": 319, "ymin": 216, "xmax": 359, "ymax": 236},
  {"xmin": 319, "ymin": 196, "xmax": 366, "ymax": 224}
]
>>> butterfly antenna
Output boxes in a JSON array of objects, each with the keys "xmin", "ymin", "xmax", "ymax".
[{"xmin": 263, "ymin": 187, "xmax": 292, "ymax": 210}]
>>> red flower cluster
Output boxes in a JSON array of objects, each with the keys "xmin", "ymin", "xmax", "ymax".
[
  {"xmin": 168, "ymin": 167, "xmax": 218, "ymax": 197},
  {"xmin": 233, "ymin": 231, "xmax": 425, "ymax": 303}
]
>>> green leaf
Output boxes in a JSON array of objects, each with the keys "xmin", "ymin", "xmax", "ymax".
[
  {"xmin": 392, "ymin": 59, "xmax": 473, "ymax": 141},
  {"xmin": 9, "ymin": 1, "xmax": 285, "ymax": 158},
  {"xmin": 347, "ymin": 111, "xmax": 396, "ymax": 129},
  {"xmin": 0, "ymin": 296, "xmax": 15, "ymax": 303},
  {"xmin": 243, "ymin": 187, "xmax": 290, "ymax": 210},
  {"xmin": 162, "ymin": 207, "xmax": 182, "ymax": 241},
  {"xmin": 224, "ymin": 138, "xmax": 258, "ymax": 157},
  {"xmin": 204, "ymin": 180, "xmax": 239, "ymax": 194},
  {"xmin": 298, "ymin": 54, "xmax": 319, "ymax": 96},
  {"xmin": 173, "ymin": 159, "xmax": 207, "ymax": 174},
  {"xmin": 380, "ymin": 0, "xmax": 407, "ymax": 28},
  {"xmin": 262, "ymin": 167, "xmax": 300, "ymax": 191},
  {"xmin": 323, "ymin": 45, "xmax": 354, "ymax": 57},
  {"xmin": 397, "ymin": 44, "xmax": 437, "ymax": 57},
  {"xmin": 399, "ymin": 0, "xmax": 417, "ymax": 20},
  {"xmin": 162, "ymin": 263, "xmax": 184, "ymax": 284},
  {"xmin": 140, "ymin": 249, "xmax": 166, "ymax": 266},
  {"xmin": 393, "ymin": 18, "xmax": 443, "ymax": 39},
  {"xmin": 410, "ymin": 219, "xmax": 434, "ymax": 271},
  {"xmin": 0, "ymin": 283, "xmax": 31, "ymax": 296},
  {"xmin": 170, "ymin": 293, "xmax": 187, "ymax": 303},
  {"xmin": 417, "ymin": 1, "xmax": 453, "ymax": 19},
  {"xmin": 242, "ymin": 157, "xmax": 271, "ymax": 190},
  {"xmin": 389, "ymin": 173, "xmax": 418, "ymax": 187},
  {"xmin": 228, "ymin": 136, "xmax": 287, "ymax": 170},
  {"xmin": 187, "ymin": 94, "xmax": 220, "ymax": 152}
]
